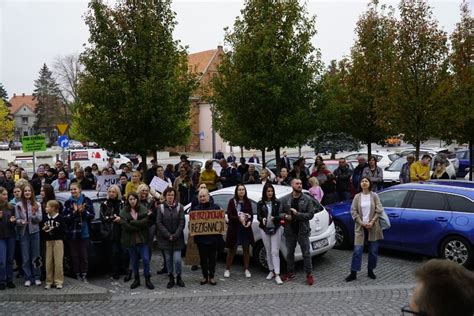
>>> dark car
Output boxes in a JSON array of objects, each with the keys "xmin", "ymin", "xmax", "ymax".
[
  {"xmin": 327, "ymin": 182, "xmax": 474, "ymax": 267},
  {"xmin": 9, "ymin": 141, "xmax": 22, "ymax": 150},
  {"xmin": 55, "ymin": 190, "xmax": 107, "ymax": 274},
  {"xmin": 456, "ymin": 149, "xmax": 472, "ymax": 178}
]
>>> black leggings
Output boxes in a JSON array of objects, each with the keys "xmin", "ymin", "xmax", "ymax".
[{"xmin": 197, "ymin": 243, "xmax": 218, "ymax": 279}]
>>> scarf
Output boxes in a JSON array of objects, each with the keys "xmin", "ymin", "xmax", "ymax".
[
  {"xmin": 68, "ymin": 193, "xmax": 85, "ymax": 205},
  {"xmin": 58, "ymin": 177, "xmax": 67, "ymax": 191}
]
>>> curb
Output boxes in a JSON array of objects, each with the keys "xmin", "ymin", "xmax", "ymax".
[{"xmin": 0, "ymin": 277, "xmax": 111, "ymax": 302}]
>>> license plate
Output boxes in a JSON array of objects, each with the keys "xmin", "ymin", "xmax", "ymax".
[{"xmin": 311, "ymin": 239, "xmax": 329, "ymax": 250}]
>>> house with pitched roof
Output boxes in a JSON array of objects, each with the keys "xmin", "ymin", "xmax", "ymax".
[
  {"xmin": 184, "ymin": 45, "xmax": 230, "ymax": 153},
  {"xmin": 8, "ymin": 93, "xmax": 38, "ymax": 140}
]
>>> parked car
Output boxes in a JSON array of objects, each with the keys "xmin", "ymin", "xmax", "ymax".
[
  {"xmin": 344, "ymin": 151, "xmax": 400, "ymax": 170},
  {"xmin": 327, "ymin": 182, "xmax": 474, "ymax": 267},
  {"xmin": 309, "ymin": 159, "xmax": 354, "ymax": 174},
  {"xmin": 188, "ymin": 158, "xmax": 222, "ymax": 175},
  {"xmin": 183, "ymin": 184, "xmax": 336, "ymax": 270},
  {"xmin": 465, "ymin": 169, "xmax": 473, "ymax": 181},
  {"xmin": 266, "ymin": 156, "xmax": 314, "ymax": 175},
  {"xmin": 9, "ymin": 141, "xmax": 22, "ymax": 150},
  {"xmin": 68, "ymin": 140, "xmax": 84, "ymax": 149},
  {"xmin": 83, "ymin": 141, "xmax": 99, "ymax": 148},
  {"xmin": 456, "ymin": 149, "xmax": 472, "ymax": 178},
  {"xmin": 398, "ymin": 148, "xmax": 459, "ymax": 173},
  {"xmin": 384, "ymin": 135, "xmax": 402, "ymax": 147},
  {"xmin": 247, "ymin": 162, "xmax": 277, "ymax": 181},
  {"xmin": 0, "ymin": 141, "xmax": 9, "ymax": 150},
  {"xmin": 383, "ymin": 154, "xmax": 457, "ymax": 186},
  {"xmin": 54, "ymin": 191, "xmax": 107, "ymax": 274}
]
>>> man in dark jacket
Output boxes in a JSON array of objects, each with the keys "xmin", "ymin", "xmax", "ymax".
[
  {"xmin": 226, "ymin": 152, "xmax": 236, "ymax": 163},
  {"xmin": 352, "ymin": 155, "xmax": 367, "ymax": 192},
  {"xmin": 242, "ymin": 164, "xmax": 260, "ymax": 184},
  {"xmin": 219, "ymin": 159, "xmax": 238, "ymax": 188},
  {"xmin": 280, "ymin": 179, "xmax": 315, "ymax": 285},
  {"xmin": 280, "ymin": 151, "xmax": 291, "ymax": 171},
  {"xmin": 30, "ymin": 166, "xmax": 52, "ymax": 196},
  {"xmin": 333, "ymin": 158, "xmax": 353, "ymax": 202},
  {"xmin": 214, "ymin": 150, "xmax": 225, "ymax": 160}
]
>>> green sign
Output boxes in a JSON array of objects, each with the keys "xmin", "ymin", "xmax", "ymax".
[{"xmin": 22, "ymin": 135, "xmax": 46, "ymax": 152}]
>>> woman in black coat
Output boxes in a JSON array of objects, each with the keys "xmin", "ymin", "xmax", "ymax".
[{"xmin": 224, "ymin": 184, "xmax": 254, "ymax": 279}]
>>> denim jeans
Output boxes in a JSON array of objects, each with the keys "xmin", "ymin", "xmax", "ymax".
[
  {"xmin": 20, "ymin": 231, "xmax": 41, "ymax": 282},
  {"xmin": 164, "ymin": 249, "xmax": 182, "ymax": 276},
  {"xmin": 0, "ymin": 237, "xmax": 16, "ymax": 284},
  {"xmin": 351, "ymin": 241, "xmax": 379, "ymax": 272},
  {"xmin": 286, "ymin": 234, "xmax": 312, "ymax": 274},
  {"xmin": 128, "ymin": 243, "xmax": 150, "ymax": 278}
]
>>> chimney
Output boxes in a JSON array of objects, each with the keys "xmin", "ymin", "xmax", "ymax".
[
  {"xmin": 217, "ymin": 45, "xmax": 223, "ymax": 51},
  {"xmin": 22, "ymin": 93, "xmax": 25, "ymax": 97},
  {"xmin": 13, "ymin": 93, "xmax": 16, "ymax": 97}
]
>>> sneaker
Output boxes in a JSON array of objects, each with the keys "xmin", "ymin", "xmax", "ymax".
[
  {"xmin": 6, "ymin": 282, "xmax": 15, "ymax": 289},
  {"xmin": 81, "ymin": 273, "xmax": 88, "ymax": 283},
  {"xmin": 244, "ymin": 270, "xmax": 251, "ymax": 278},
  {"xmin": 35, "ymin": 280, "xmax": 42, "ymax": 286},
  {"xmin": 275, "ymin": 275, "xmax": 283, "ymax": 285},
  {"xmin": 24, "ymin": 280, "xmax": 31, "ymax": 287},
  {"xmin": 223, "ymin": 270, "xmax": 230, "ymax": 278},
  {"xmin": 281, "ymin": 272, "xmax": 295, "ymax": 282},
  {"xmin": 306, "ymin": 274, "xmax": 314, "ymax": 286},
  {"xmin": 44, "ymin": 284, "xmax": 51, "ymax": 289},
  {"xmin": 345, "ymin": 271, "xmax": 357, "ymax": 282},
  {"xmin": 56, "ymin": 284, "xmax": 63, "ymax": 289},
  {"xmin": 266, "ymin": 271, "xmax": 275, "ymax": 280},
  {"xmin": 368, "ymin": 270, "xmax": 376, "ymax": 280}
]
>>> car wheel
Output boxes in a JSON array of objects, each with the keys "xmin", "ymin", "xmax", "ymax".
[
  {"xmin": 334, "ymin": 221, "xmax": 350, "ymax": 250},
  {"xmin": 252, "ymin": 242, "xmax": 269, "ymax": 271},
  {"xmin": 439, "ymin": 236, "xmax": 473, "ymax": 268}
]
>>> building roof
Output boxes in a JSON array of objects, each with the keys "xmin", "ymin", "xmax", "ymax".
[
  {"xmin": 8, "ymin": 94, "xmax": 37, "ymax": 115},
  {"xmin": 188, "ymin": 49, "xmax": 218, "ymax": 75}
]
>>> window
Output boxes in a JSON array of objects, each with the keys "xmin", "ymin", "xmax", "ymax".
[
  {"xmin": 378, "ymin": 190, "xmax": 409, "ymax": 208},
  {"xmin": 211, "ymin": 194, "xmax": 233, "ymax": 211},
  {"xmin": 446, "ymin": 195, "xmax": 473, "ymax": 213},
  {"xmin": 22, "ymin": 116, "xmax": 28, "ymax": 124},
  {"xmin": 409, "ymin": 191, "xmax": 447, "ymax": 211}
]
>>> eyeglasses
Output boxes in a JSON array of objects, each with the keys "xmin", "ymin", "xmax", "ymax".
[{"xmin": 401, "ymin": 306, "xmax": 428, "ymax": 315}]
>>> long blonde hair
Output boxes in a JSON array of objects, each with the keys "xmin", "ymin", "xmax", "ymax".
[{"xmin": 107, "ymin": 185, "xmax": 122, "ymax": 201}]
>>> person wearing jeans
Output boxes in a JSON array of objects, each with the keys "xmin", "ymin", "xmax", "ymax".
[
  {"xmin": 257, "ymin": 183, "xmax": 284, "ymax": 285},
  {"xmin": 345, "ymin": 177, "xmax": 384, "ymax": 282},
  {"xmin": 120, "ymin": 192, "xmax": 154, "ymax": 290},
  {"xmin": 15, "ymin": 184, "xmax": 42, "ymax": 287},
  {"xmin": 0, "ymin": 187, "xmax": 17, "ymax": 289},
  {"xmin": 156, "ymin": 187, "xmax": 185, "ymax": 289}
]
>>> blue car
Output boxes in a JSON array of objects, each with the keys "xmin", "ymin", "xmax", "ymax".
[
  {"xmin": 327, "ymin": 181, "xmax": 474, "ymax": 267},
  {"xmin": 456, "ymin": 149, "xmax": 472, "ymax": 177}
]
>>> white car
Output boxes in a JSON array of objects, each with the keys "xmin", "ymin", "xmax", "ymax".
[
  {"xmin": 183, "ymin": 184, "xmax": 336, "ymax": 270},
  {"xmin": 384, "ymin": 155, "xmax": 457, "ymax": 185},
  {"xmin": 247, "ymin": 162, "xmax": 277, "ymax": 181},
  {"xmin": 344, "ymin": 150, "xmax": 400, "ymax": 170},
  {"xmin": 465, "ymin": 169, "xmax": 473, "ymax": 180},
  {"xmin": 397, "ymin": 147, "xmax": 460, "ymax": 172}
]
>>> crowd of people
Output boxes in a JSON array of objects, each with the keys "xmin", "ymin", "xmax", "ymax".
[{"xmin": 0, "ymin": 152, "xmax": 472, "ymax": 316}]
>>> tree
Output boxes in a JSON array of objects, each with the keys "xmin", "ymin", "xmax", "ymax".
[
  {"xmin": 77, "ymin": 0, "xmax": 195, "ymax": 173},
  {"xmin": 0, "ymin": 82, "xmax": 8, "ymax": 102},
  {"xmin": 53, "ymin": 53, "xmax": 83, "ymax": 122},
  {"xmin": 0, "ymin": 99, "xmax": 14, "ymax": 141},
  {"xmin": 33, "ymin": 63, "xmax": 66, "ymax": 137},
  {"xmin": 346, "ymin": 0, "xmax": 396, "ymax": 158},
  {"xmin": 438, "ymin": 1, "xmax": 474, "ymax": 179},
  {"xmin": 309, "ymin": 59, "xmax": 359, "ymax": 159},
  {"xmin": 386, "ymin": 0, "xmax": 449, "ymax": 159},
  {"xmin": 211, "ymin": 0, "xmax": 321, "ymax": 168}
]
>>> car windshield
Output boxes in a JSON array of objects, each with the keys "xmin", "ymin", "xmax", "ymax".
[
  {"xmin": 387, "ymin": 157, "xmax": 407, "ymax": 171},
  {"xmin": 388, "ymin": 153, "xmax": 401, "ymax": 161}
]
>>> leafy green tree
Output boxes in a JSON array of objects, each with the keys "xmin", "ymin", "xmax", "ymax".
[
  {"xmin": 33, "ymin": 63, "xmax": 66, "ymax": 137},
  {"xmin": 346, "ymin": 0, "xmax": 396, "ymax": 158},
  {"xmin": 386, "ymin": 0, "xmax": 449, "ymax": 159},
  {"xmin": 0, "ymin": 99, "xmax": 14, "ymax": 141},
  {"xmin": 211, "ymin": 0, "xmax": 321, "ymax": 168},
  {"xmin": 77, "ymin": 0, "xmax": 195, "ymax": 172},
  {"xmin": 0, "ymin": 82, "xmax": 8, "ymax": 103}
]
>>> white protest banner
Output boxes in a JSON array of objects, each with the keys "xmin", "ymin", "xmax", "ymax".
[
  {"xmin": 96, "ymin": 174, "xmax": 121, "ymax": 192},
  {"xmin": 149, "ymin": 176, "xmax": 171, "ymax": 193}
]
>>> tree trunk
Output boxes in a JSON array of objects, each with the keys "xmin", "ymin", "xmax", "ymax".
[
  {"xmin": 330, "ymin": 150, "xmax": 336, "ymax": 160},
  {"xmin": 275, "ymin": 147, "xmax": 281, "ymax": 174},
  {"xmin": 367, "ymin": 142, "xmax": 372, "ymax": 160},
  {"xmin": 469, "ymin": 140, "xmax": 473, "ymax": 181},
  {"xmin": 141, "ymin": 151, "xmax": 147, "ymax": 178},
  {"xmin": 240, "ymin": 146, "xmax": 244, "ymax": 159},
  {"xmin": 298, "ymin": 145, "xmax": 302, "ymax": 157},
  {"xmin": 261, "ymin": 148, "xmax": 266, "ymax": 168},
  {"xmin": 153, "ymin": 150, "xmax": 158, "ymax": 162},
  {"xmin": 415, "ymin": 139, "xmax": 421, "ymax": 161}
]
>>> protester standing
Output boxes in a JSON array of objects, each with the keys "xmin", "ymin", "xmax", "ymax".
[
  {"xmin": 256, "ymin": 184, "xmax": 283, "ymax": 285},
  {"xmin": 399, "ymin": 154, "xmax": 415, "ymax": 184},
  {"xmin": 333, "ymin": 158, "xmax": 353, "ymax": 202},
  {"xmin": 224, "ymin": 184, "xmax": 254, "ymax": 278},
  {"xmin": 345, "ymin": 177, "xmax": 383, "ymax": 282},
  {"xmin": 42, "ymin": 200, "xmax": 65, "ymax": 289},
  {"xmin": 156, "ymin": 187, "xmax": 185, "ymax": 289},
  {"xmin": 362, "ymin": 156, "xmax": 384, "ymax": 191},
  {"xmin": 0, "ymin": 187, "xmax": 16, "ymax": 289}
]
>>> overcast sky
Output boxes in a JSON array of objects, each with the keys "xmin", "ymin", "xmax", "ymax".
[{"xmin": 0, "ymin": 0, "xmax": 469, "ymax": 96}]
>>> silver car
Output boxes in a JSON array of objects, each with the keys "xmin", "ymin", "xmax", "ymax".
[{"xmin": 184, "ymin": 184, "xmax": 336, "ymax": 270}]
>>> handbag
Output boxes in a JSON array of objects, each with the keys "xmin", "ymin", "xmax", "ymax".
[{"xmin": 379, "ymin": 209, "xmax": 391, "ymax": 230}]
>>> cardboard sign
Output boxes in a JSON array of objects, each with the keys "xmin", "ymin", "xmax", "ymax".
[
  {"xmin": 149, "ymin": 176, "xmax": 171, "ymax": 193},
  {"xmin": 189, "ymin": 210, "xmax": 226, "ymax": 236},
  {"xmin": 96, "ymin": 174, "xmax": 121, "ymax": 192},
  {"xmin": 22, "ymin": 135, "xmax": 46, "ymax": 152}
]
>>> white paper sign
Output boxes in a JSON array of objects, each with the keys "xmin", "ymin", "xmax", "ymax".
[
  {"xmin": 149, "ymin": 176, "xmax": 171, "ymax": 193},
  {"xmin": 96, "ymin": 174, "xmax": 121, "ymax": 192}
]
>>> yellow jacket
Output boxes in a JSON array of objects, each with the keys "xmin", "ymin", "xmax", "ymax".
[
  {"xmin": 199, "ymin": 169, "xmax": 218, "ymax": 191},
  {"xmin": 125, "ymin": 181, "xmax": 143, "ymax": 197},
  {"xmin": 410, "ymin": 161, "xmax": 430, "ymax": 182}
]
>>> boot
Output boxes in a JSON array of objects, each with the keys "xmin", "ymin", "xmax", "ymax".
[
  {"xmin": 167, "ymin": 274, "xmax": 175, "ymax": 289},
  {"xmin": 345, "ymin": 271, "xmax": 357, "ymax": 282},
  {"xmin": 130, "ymin": 275, "xmax": 140, "ymax": 289},
  {"xmin": 124, "ymin": 270, "xmax": 132, "ymax": 282},
  {"xmin": 176, "ymin": 274, "xmax": 185, "ymax": 287},
  {"xmin": 368, "ymin": 269, "xmax": 376, "ymax": 279},
  {"xmin": 145, "ymin": 277, "xmax": 155, "ymax": 290},
  {"xmin": 156, "ymin": 266, "xmax": 168, "ymax": 275}
]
